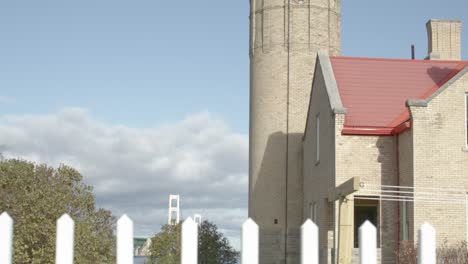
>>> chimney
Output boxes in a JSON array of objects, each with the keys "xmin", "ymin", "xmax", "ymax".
[{"xmin": 426, "ymin": 19, "xmax": 462, "ymax": 60}]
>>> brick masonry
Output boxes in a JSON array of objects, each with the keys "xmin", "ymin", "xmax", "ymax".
[
  {"xmin": 427, "ymin": 20, "xmax": 462, "ymax": 60},
  {"xmin": 250, "ymin": 1, "xmax": 467, "ymax": 263},
  {"xmin": 409, "ymin": 69, "xmax": 468, "ymax": 245},
  {"xmin": 249, "ymin": 0, "xmax": 341, "ymax": 262},
  {"xmin": 303, "ymin": 60, "xmax": 468, "ymax": 263}
]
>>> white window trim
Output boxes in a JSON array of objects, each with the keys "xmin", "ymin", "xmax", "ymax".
[
  {"xmin": 310, "ymin": 202, "xmax": 317, "ymax": 223},
  {"xmin": 465, "ymin": 93, "xmax": 468, "ymax": 148},
  {"xmin": 316, "ymin": 113, "xmax": 320, "ymax": 164},
  {"xmin": 313, "ymin": 202, "xmax": 317, "ymax": 223}
]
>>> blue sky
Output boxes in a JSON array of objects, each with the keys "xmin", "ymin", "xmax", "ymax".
[
  {"xmin": 0, "ymin": 0, "xmax": 467, "ymax": 133},
  {"xmin": 0, "ymin": 0, "xmax": 248, "ymax": 131},
  {"xmin": 0, "ymin": 0, "xmax": 467, "ymax": 247}
]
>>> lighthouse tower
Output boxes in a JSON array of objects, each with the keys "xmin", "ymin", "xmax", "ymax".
[{"xmin": 249, "ymin": 0, "xmax": 341, "ymax": 262}]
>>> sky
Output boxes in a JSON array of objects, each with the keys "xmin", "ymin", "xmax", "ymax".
[{"xmin": 0, "ymin": 0, "xmax": 467, "ymax": 249}]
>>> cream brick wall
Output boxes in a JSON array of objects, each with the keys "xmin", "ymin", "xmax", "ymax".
[
  {"xmin": 398, "ymin": 129, "xmax": 415, "ymax": 241},
  {"xmin": 250, "ymin": 3, "xmax": 466, "ymax": 263},
  {"xmin": 303, "ymin": 59, "xmax": 337, "ymax": 263},
  {"xmin": 303, "ymin": 63, "xmax": 399, "ymax": 263},
  {"xmin": 335, "ymin": 127, "xmax": 398, "ymax": 264},
  {"xmin": 426, "ymin": 20, "xmax": 462, "ymax": 60},
  {"xmin": 249, "ymin": 0, "xmax": 341, "ymax": 262},
  {"xmin": 303, "ymin": 68, "xmax": 468, "ymax": 262},
  {"xmin": 409, "ymin": 69, "xmax": 468, "ymax": 245}
]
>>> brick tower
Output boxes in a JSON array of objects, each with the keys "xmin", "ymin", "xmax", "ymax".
[{"xmin": 249, "ymin": 0, "xmax": 341, "ymax": 262}]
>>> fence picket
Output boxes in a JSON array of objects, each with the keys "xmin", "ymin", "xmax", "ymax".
[
  {"xmin": 117, "ymin": 215, "xmax": 134, "ymax": 264},
  {"xmin": 181, "ymin": 217, "xmax": 198, "ymax": 264},
  {"xmin": 55, "ymin": 214, "xmax": 74, "ymax": 264},
  {"xmin": 359, "ymin": 221, "xmax": 377, "ymax": 264},
  {"xmin": 0, "ymin": 212, "xmax": 13, "ymax": 264},
  {"xmin": 418, "ymin": 223, "xmax": 436, "ymax": 264},
  {"xmin": 0, "ymin": 212, "xmax": 443, "ymax": 264},
  {"xmin": 301, "ymin": 219, "xmax": 318, "ymax": 264},
  {"xmin": 241, "ymin": 218, "xmax": 259, "ymax": 264}
]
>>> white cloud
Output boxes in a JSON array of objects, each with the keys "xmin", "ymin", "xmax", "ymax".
[{"xmin": 0, "ymin": 108, "xmax": 248, "ymax": 249}]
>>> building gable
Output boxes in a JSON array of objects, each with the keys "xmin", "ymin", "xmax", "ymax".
[{"xmin": 304, "ymin": 51, "xmax": 345, "ymax": 139}]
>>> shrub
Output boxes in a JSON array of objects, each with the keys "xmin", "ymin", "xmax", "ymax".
[
  {"xmin": 437, "ymin": 241, "xmax": 468, "ymax": 264},
  {"xmin": 396, "ymin": 240, "xmax": 468, "ymax": 264}
]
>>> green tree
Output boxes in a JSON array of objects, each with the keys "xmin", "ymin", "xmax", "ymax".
[
  {"xmin": 0, "ymin": 159, "xmax": 116, "ymax": 264},
  {"xmin": 198, "ymin": 220, "xmax": 239, "ymax": 264},
  {"xmin": 147, "ymin": 224, "xmax": 181, "ymax": 263},
  {"xmin": 147, "ymin": 220, "xmax": 239, "ymax": 264}
]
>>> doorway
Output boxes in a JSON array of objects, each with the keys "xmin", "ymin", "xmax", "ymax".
[{"xmin": 354, "ymin": 198, "xmax": 379, "ymax": 248}]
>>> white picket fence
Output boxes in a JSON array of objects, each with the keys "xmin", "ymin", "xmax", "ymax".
[{"xmin": 0, "ymin": 212, "xmax": 437, "ymax": 264}]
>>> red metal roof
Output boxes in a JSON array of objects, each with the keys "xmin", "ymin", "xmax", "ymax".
[{"xmin": 330, "ymin": 56, "xmax": 468, "ymax": 135}]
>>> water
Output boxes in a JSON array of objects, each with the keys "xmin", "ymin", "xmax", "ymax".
[{"xmin": 134, "ymin": 256, "xmax": 148, "ymax": 264}]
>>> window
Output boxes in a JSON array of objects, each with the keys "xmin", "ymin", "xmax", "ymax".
[
  {"xmin": 466, "ymin": 94, "xmax": 468, "ymax": 146},
  {"xmin": 310, "ymin": 202, "xmax": 317, "ymax": 223},
  {"xmin": 401, "ymin": 201, "xmax": 409, "ymax": 241},
  {"xmin": 316, "ymin": 114, "xmax": 320, "ymax": 163}
]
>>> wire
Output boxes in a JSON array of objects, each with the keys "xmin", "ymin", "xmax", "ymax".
[
  {"xmin": 361, "ymin": 189, "xmax": 466, "ymax": 198},
  {"xmin": 354, "ymin": 182, "xmax": 468, "ymax": 205},
  {"xmin": 355, "ymin": 196, "xmax": 467, "ymax": 205},
  {"xmin": 362, "ymin": 183, "xmax": 466, "ymax": 193}
]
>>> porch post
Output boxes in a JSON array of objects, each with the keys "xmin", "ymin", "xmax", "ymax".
[
  {"xmin": 328, "ymin": 177, "xmax": 361, "ymax": 264},
  {"xmin": 338, "ymin": 195, "xmax": 354, "ymax": 264}
]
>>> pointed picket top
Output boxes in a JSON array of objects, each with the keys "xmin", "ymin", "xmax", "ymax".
[
  {"xmin": 181, "ymin": 217, "xmax": 198, "ymax": 264},
  {"xmin": 359, "ymin": 221, "xmax": 377, "ymax": 264},
  {"xmin": 0, "ymin": 212, "xmax": 13, "ymax": 225},
  {"xmin": 57, "ymin": 214, "xmax": 74, "ymax": 228},
  {"xmin": 359, "ymin": 220, "xmax": 377, "ymax": 233},
  {"xmin": 55, "ymin": 214, "xmax": 75, "ymax": 264},
  {"xmin": 118, "ymin": 214, "xmax": 133, "ymax": 227},
  {"xmin": 301, "ymin": 219, "xmax": 318, "ymax": 264},
  {"xmin": 242, "ymin": 218, "xmax": 258, "ymax": 231},
  {"xmin": 301, "ymin": 219, "xmax": 318, "ymax": 231},
  {"xmin": 117, "ymin": 214, "xmax": 134, "ymax": 264},
  {"xmin": 0, "ymin": 212, "xmax": 14, "ymax": 264},
  {"xmin": 418, "ymin": 222, "xmax": 436, "ymax": 264},
  {"xmin": 183, "ymin": 217, "xmax": 196, "ymax": 227},
  {"xmin": 359, "ymin": 221, "xmax": 377, "ymax": 242},
  {"xmin": 242, "ymin": 218, "xmax": 259, "ymax": 264},
  {"xmin": 420, "ymin": 222, "xmax": 435, "ymax": 234}
]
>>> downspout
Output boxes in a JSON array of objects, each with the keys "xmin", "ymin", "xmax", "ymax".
[
  {"xmin": 284, "ymin": 0, "xmax": 291, "ymax": 262},
  {"xmin": 394, "ymin": 134, "xmax": 401, "ymax": 263}
]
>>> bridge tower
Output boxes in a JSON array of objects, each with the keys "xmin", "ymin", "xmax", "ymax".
[
  {"xmin": 194, "ymin": 214, "xmax": 202, "ymax": 225},
  {"xmin": 168, "ymin": 194, "xmax": 180, "ymax": 225}
]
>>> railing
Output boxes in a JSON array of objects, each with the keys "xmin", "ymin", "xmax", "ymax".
[{"xmin": 0, "ymin": 212, "xmax": 437, "ymax": 264}]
